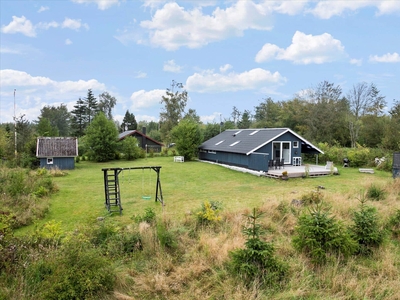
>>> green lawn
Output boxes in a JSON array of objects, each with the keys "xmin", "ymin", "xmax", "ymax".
[{"xmin": 17, "ymin": 156, "xmax": 393, "ymax": 235}]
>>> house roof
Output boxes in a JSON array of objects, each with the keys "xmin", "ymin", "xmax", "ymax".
[
  {"xmin": 36, "ymin": 137, "xmax": 78, "ymax": 157},
  {"xmin": 118, "ymin": 130, "xmax": 163, "ymax": 146},
  {"xmin": 199, "ymin": 128, "xmax": 324, "ymax": 155}
]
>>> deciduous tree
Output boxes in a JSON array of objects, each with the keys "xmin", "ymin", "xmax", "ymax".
[
  {"xmin": 98, "ymin": 92, "xmax": 117, "ymax": 120},
  {"xmin": 85, "ymin": 112, "xmax": 118, "ymax": 162},
  {"xmin": 159, "ymin": 80, "xmax": 188, "ymax": 143},
  {"xmin": 171, "ymin": 119, "xmax": 202, "ymax": 161}
]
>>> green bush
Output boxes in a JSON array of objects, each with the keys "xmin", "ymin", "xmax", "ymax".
[
  {"xmin": 387, "ymin": 209, "xmax": 400, "ymax": 239},
  {"xmin": 196, "ymin": 200, "xmax": 222, "ymax": 225},
  {"xmin": 0, "ymin": 211, "xmax": 17, "ymax": 274},
  {"xmin": 157, "ymin": 222, "xmax": 178, "ymax": 251},
  {"xmin": 229, "ymin": 208, "xmax": 288, "ymax": 288},
  {"xmin": 293, "ymin": 203, "xmax": 357, "ymax": 264},
  {"xmin": 25, "ymin": 238, "xmax": 116, "ymax": 300},
  {"xmin": 300, "ymin": 190, "xmax": 323, "ymax": 205},
  {"xmin": 133, "ymin": 207, "xmax": 156, "ymax": 224},
  {"xmin": 350, "ymin": 196, "xmax": 386, "ymax": 255},
  {"xmin": 366, "ymin": 184, "xmax": 386, "ymax": 201}
]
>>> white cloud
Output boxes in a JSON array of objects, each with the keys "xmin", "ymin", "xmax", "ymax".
[
  {"xmin": 376, "ymin": 1, "xmax": 400, "ymax": 15},
  {"xmin": 200, "ymin": 112, "xmax": 223, "ymax": 124},
  {"xmin": 129, "ymin": 89, "xmax": 165, "ymax": 110},
  {"xmin": 308, "ymin": 1, "xmax": 400, "ymax": 19},
  {"xmin": 139, "ymin": 1, "xmax": 274, "ymax": 50},
  {"xmin": 62, "ymin": 18, "xmax": 89, "ymax": 30},
  {"xmin": 350, "ymin": 58, "xmax": 362, "ymax": 66},
  {"xmin": 0, "ymin": 47, "xmax": 21, "ymax": 54},
  {"xmin": 38, "ymin": 6, "xmax": 49, "ymax": 13},
  {"xmin": 0, "ymin": 69, "xmax": 107, "ymax": 122},
  {"xmin": 219, "ymin": 64, "xmax": 232, "ymax": 73},
  {"xmin": 163, "ymin": 60, "xmax": 183, "ymax": 73},
  {"xmin": 134, "ymin": 71, "xmax": 147, "ymax": 78},
  {"xmin": 71, "ymin": 0, "xmax": 120, "ymax": 10},
  {"xmin": 1, "ymin": 16, "xmax": 89, "ymax": 37},
  {"xmin": 1, "ymin": 16, "xmax": 36, "ymax": 37},
  {"xmin": 36, "ymin": 21, "xmax": 59, "ymax": 30},
  {"xmin": 65, "ymin": 39, "xmax": 73, "ymax": 45},
  {"xmin": 255, "ymin": 31, "xmax": 346, "ymax": 64},
  {"xmin": 0, "ymin": 69, "xmax": 105, "ymax": 91},
  {"xmin": 369, "ymin": 52, "xmax": 400, "ymax": 63},
  {"xmin": 186, "ymin": 68, "xmax": 286, "ymax": 93},
  {"xmin": 272, "ymin": 1, "xmax": 308, "ymax": 15}
]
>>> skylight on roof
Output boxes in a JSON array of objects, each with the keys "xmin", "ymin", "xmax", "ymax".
[
  {"xmin": 233, "ymin": 130, "xmax": 242, "ymax": 136},
  {"xmin": 215, "ymin": 140, "xmax": 224, "ymax": 145},
  {"xmin": 230, "ymin": 141, "xmax": 240, "ymax": 146},
  {"xmin": 249, "ymin": 130, "xmax": 259, "ymax": 135}
]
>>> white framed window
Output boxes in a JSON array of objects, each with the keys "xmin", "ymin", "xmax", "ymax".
[
  {"xmin": 293, "ymin": 141, "xmax": 299, "ymax": 148},
  {"xmin": 208, "ymin": 150, "xmax": 216, "ymax": 154},
  {"xmin": 47, "ymin": 158, "xmax": 54, "ymax": 165}
]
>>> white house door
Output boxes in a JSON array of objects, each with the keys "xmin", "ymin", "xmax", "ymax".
[{"xmin": 273, "ymin": 142, "xmax": 290, "ymax": 164}]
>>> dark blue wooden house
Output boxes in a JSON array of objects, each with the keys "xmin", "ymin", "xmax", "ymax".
[
  {"xmin": 36, "ymin": 137, "xmax": 78, "ymax": 170},
  {"xmin": 198, "ymin": 128, "xmax": 323, "ymax": 172}
]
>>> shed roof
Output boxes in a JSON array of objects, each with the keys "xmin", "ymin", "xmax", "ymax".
[
  {"xmin": 199, "ymin": 128, "xmax": 323, "ymax": 155},
  {"xmin": 118, "ymin": 130, "xmax": 163, "ymax": 146},
  {"xmin": 36, "ymin": 137, "xmax": 78, "ymax": 157}
]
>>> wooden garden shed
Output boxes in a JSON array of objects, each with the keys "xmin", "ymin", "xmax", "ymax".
[
  {"xmin": 118, "ymin": 127, "xmax": 163, "ymax": 153},
  {"xmin": 198, "ymin": 128, "xmax": 323, "ymax": 172},
  {"xmin": 36, "ymin": 137, "xmax": 78, "ymax": 170}
]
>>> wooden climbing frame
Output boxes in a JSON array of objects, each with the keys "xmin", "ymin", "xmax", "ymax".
[{"xmin": 101, "ymin": 166, "xmax": 164, "ymax": 215}]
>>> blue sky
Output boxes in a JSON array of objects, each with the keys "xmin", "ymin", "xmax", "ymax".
[{"xmin": 1, "ymin": 0, "xmax": 399, "ymax": 125}]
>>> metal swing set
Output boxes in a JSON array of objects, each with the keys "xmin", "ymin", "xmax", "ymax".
[{"xmin": 101, "ymin": 166, "xmax": 164, "ymax": 215}]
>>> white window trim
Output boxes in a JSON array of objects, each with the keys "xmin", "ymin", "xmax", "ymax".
[
  {"xmin": 293, "ymin": 141, "xmax": 299, "ymax": 148},
  {"xmin": 47, "ymin": 157, "xmax": 54, "ymax": 165}
]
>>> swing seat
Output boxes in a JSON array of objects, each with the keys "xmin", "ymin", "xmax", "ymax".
[{"xmin": 142, "ymin": 195, "xmax": 151, "ymax": 200}]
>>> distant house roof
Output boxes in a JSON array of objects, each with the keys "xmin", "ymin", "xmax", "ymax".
[
  {"xmin": 36, "ymin": 137, "xmax": 78, "ymax": 157},
  {"xmin": 199, "ymin": 128, "xmax": 324, "ymax": 155},
  {"xmin": 118, "ymin": 130, "xmax": 163, "ymax": 146}
]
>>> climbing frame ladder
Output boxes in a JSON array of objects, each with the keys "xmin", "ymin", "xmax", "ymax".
[
  {"xmin": 101, "ymin": 166, "xmax": 164, "ymax": 215},
  {"xmin": 102, "ymin": 168, "xmax": 123, "ymax": 215}
]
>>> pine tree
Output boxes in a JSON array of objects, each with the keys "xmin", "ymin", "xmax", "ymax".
[
  {"xmin": 70, "ymin": 97, "xmax": 87, "ymax": 137},
  {"xmin": 121, "ymin": 110, "xmax": 137, "ymax": 132},
  {"xmin": 84, "ymin": 89, "xmax": 98, "ymax": 125}
]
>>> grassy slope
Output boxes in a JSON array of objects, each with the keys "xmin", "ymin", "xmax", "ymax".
[{"xmin": 14, "ymin": 157, "xmax": 400, "ymax": 299}]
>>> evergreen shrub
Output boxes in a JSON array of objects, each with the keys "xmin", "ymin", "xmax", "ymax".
[
  {"xmin": 350, "ymin": 196, "xmax": 386, "ymax": 255},
  {"xmin": 293, "ymin": 203, "xmax": 357, "ymax": 264},
  {"xmin": 229, "ymin": 208, "xmax": 288, "ymax": 288}
]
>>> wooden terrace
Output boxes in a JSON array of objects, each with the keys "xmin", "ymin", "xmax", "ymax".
[{"xmin": 265, "ymin": 164, "xmax": 337, "ymax": 178}]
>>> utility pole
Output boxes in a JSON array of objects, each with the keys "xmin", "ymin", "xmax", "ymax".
[{"xmin": 14, "ymin": 89, "xmax": 17, "ymax": 158}]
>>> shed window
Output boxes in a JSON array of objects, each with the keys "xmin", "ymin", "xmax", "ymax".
[
  {"xmin": 47, "ymin": 158, "xmax": 54, "ymax": 165},
  {"xmin": 293, "ymin": 141, "xmax": 299, "ymax": 148},
  {"xmin": 230, "ymin": 141, "xmax": 240, "ymax": 146},
  {"xmin": 208, "ymin": 150, "xmax": 216, "ymax": 154},
  {"xmin": 215, "ymin": 140, "xmax": 224, "ymax": 145}
]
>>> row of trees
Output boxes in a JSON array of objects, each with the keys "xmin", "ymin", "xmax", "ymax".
[
  {"xmin": 0, "ymin": 80, "xmax": 399, "ymax": 166},
  {"xmin": 227, "ymin": 81, "xmax": 399, "ymax": 150}
]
